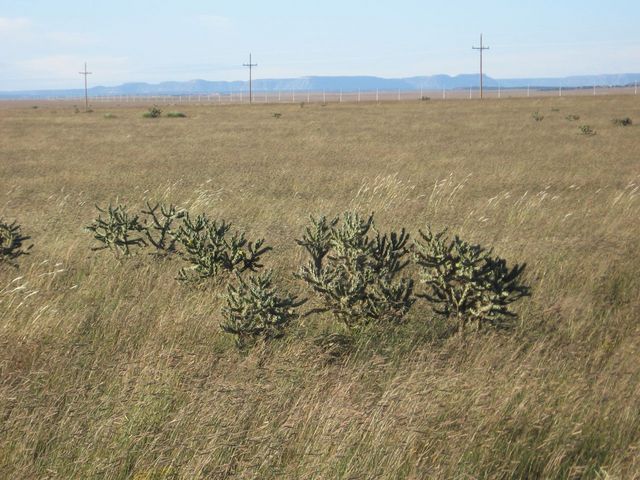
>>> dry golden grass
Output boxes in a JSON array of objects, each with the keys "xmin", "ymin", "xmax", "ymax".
[{"xmin": 1, "ymin": 96, "xmax": 639, "ymax": 479}]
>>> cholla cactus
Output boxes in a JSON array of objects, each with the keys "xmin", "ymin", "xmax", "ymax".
[
  {"xmin": 86, "ymin": 204, "xmax": 146, "ymax": 256},
  {"xmin": 297, "ymin": 212, "xmax": 414, "ymax": 330},
  {"xmin": 532, "ymin": 111, "xmax": 544, "ymax": 122},
  {"xmin": 221, "ymin": 270, "xmax": 305, "ymax": 348},
  {"xmin": 414, "ymin": 227, "xmax": 530, "ymax": 334},
  {"xmin": 141, "ymin": 201, "xmax": 185, "ymax": 255},
  {"xmin": 0, "ymin": 219, "xmax": 32, "ymax": 266},
  {"xmin": 175, "ymin": 212, "xmax": 271, "ymax": 283},
  {"xmin": 579, "ymin": 125, "xmax": 596, "ymax": 136},
  {"xmin": 143, "ymin": 105, "xmax": 162, "ymax": 118}
]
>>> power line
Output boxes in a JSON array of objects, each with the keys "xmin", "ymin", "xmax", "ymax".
[
  {"xmin": 243, "ymin": 53, "xmax": 258, "ymax": 104},
  {"xmin": 472, "ymin": 34, "xmax": 489, "ymax": 99},
  {"xmin": 78, "ymin": 62, "xmax": 92, "ymax": 111}
]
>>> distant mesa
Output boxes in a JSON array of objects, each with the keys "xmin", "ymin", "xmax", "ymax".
[{"xmin": 1, "ymin": 73, "xmax": 639, "ymax": 99}]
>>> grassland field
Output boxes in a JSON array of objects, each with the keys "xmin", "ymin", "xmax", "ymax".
[{"xmin": 1, "ymin": 96, "xmax": 639, "ymax": 479}]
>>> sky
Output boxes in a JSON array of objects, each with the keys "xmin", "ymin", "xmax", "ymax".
[{"xmin": 0, "ymin": 0, "xmax": 639, "ymax": 90}]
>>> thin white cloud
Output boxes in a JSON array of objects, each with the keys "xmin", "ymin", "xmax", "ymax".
[
  {"xmin": 45, "ymin": 31, "xmax": 94, "ymax": 45},
  {"xmin": 195, "ymin": 14, "xmax": 233, "ymax": 30},
  {"xmin": 0, "ymin": 16, "xmax": 93, "ymax": 47},
  {"xmin": 0, "ymin": 17, "xmax": 31, "ymax": 30},
  {"xmin": 15, "ymin": 55, "xmax": 130, "ymax": 82},
  {"xmin": 0, "ymin": 17, "xmax": 32, "ymax": 35}
]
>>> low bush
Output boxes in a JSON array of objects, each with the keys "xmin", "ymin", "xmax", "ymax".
[
  {"xmin": 612, "ymin": 117, "xmax": 632, "ymax": 127},
  {"xmin": 414, "ymin": 227, "xmax": 530, "ymax": 334},
  {"xmin": 532, "ymin": 111, "xmax": 544, "ymax": 122},
  {"xmin": 221, "ymin": 271, "xmax": 305, "ymax": 348},
  {"xmin": 103, "ymin": 113, "xmax": 117, "ymax": 119},
  {"xmin": 297, "ymin": 212, "xmax": 415, "ymax": 330},
  {"xmin": 0, "ymin": 219, "xmax": 32, "ymax": 266},
  {"xmin": 566, "ymin": 114, "xmax": 580, "ymax": 121},
  {"xmin": 166, "ymin": 112, "xmax": 187, "ymax": 118}
]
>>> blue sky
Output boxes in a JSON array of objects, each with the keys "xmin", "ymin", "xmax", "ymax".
[{"xmin": 0, "ymin": 0, "xmax": 638, "ymax": 90}]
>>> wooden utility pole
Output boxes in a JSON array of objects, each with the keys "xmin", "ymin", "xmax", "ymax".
[
  {"xmin": 243, "ymin": 53, "xmax": 257, "ymax": 104},
  {"xmin": 472, "ymin": 34, "xmax": 489, "ymax": 99},
  {"xmin": 79, "ymin": 62, "xmax": 92, "ymax": 111}
]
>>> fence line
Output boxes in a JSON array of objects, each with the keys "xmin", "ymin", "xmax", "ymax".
[{"xmin": 5, "ymin": 86, "xmax": 639, "ymax": 106}]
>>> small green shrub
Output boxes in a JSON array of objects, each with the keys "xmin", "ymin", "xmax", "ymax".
[
  {"xmin": 141, "ymin": 202, "xmax": 185, "ymax": 255},
  {"xmin": 272, "ymin": 113, "xmax": 282, "ymax": 119},
  {"xmin": 221, "ymin": 271, "xmax": 305, "ymax": 348},
  {"xmin": 414, "ymin": 227, "xmax": 530, "ymax": 335},
  {"xmin": 532, "ymin": 111, "xmax": 544, "ymax": 122},
  {"xmin": 579, "ymin": 125, "xmax": 596, "ymax": 136},
  {"xmin": 103, "ymin": 113, "xmax": 117, "ymax": 119},
  {"xmin": 166, "ymin": 112, "xmax": 187, "ymax": 118},
  {"xmin": 612, "ymin": 117, "xmax": 632, "ymax": 127},
  {"xmin": 297, "ymin": 212, "xmax": 415, "ymax": 330},
  {"xmin": 175, "ymin": 213, "xmax": 271, "ymax": 284},
  {"xmin": 143, "ymin": 105, "xmax": 162, "ymax": 118},
  {"xmin": 86, "ymin": 204, "xmax": 147, "ymax": 256},
  {"xmin": 0, "ymin": 219, "xmax": 32, "ymax": 266},
  {"xmin": 566, "ymin": 114, "xmax": 580, "ymax": 121}
]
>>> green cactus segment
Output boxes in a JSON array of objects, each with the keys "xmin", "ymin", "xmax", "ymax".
[{"xmin": 141, "ymin": 201, "xmax": 185, "ymax": 255}]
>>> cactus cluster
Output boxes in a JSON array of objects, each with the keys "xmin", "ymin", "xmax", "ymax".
[
  {"xmin": 0, "ymin": 219, "xmax": 31, "ymax": 266},
  {"xmin": 82, "ymin": 203, "xmax": 531, "ymax": 347},
  {"xmin": 297, "ymin": 213, "xmax": 415, "ymax": 330},
  {"xmin": 414, "ymin": 228, "xmax": 530, "ymax": 334}
]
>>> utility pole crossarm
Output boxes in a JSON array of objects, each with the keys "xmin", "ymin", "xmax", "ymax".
[
  {"xmin": 79, "ymin": 62, "xmax": 93, "ymax": 112},
  {"xmin": 243, "ymin": 53, "xmax": 258, "ymax": 104},
  {"xmin": 472, "ymin": 34, "xmax": 489, "ymax": 99}
]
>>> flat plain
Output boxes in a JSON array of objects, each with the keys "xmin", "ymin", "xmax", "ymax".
[{"xmin": 1, "ymin": 96, "xmax": 639, "ymax": 479}]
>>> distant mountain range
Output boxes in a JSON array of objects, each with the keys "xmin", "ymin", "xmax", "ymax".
[{"xmin": 2, "ymin": 73, "xmax": 639, "ymax": 99}]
